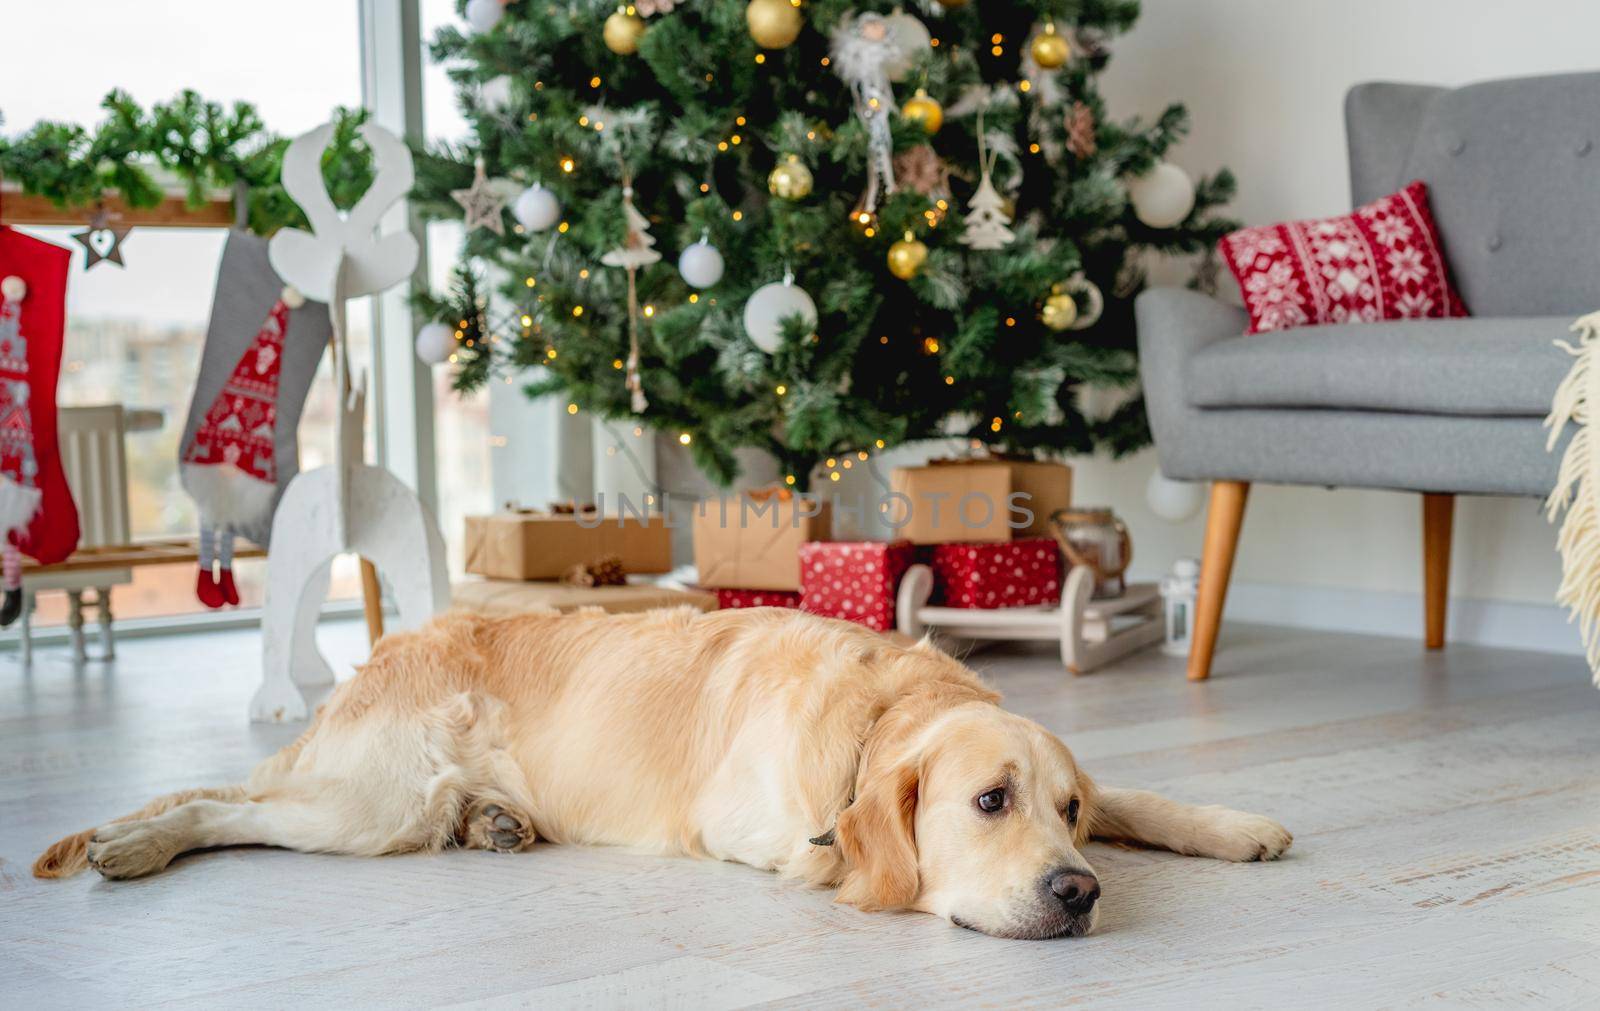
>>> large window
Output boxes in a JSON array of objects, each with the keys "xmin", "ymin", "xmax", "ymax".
[
  {"xmin": 1, "ymin": 1, "xmax": 369, "ymax": 625},
  {"xmin": 421, "ymin": 0, "xmax": 493, "ymax": 570}
]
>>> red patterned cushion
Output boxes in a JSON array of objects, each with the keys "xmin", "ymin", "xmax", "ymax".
[{"xmin": 1219, "ymin": 180, "xmax": 1467, "ymax": 334}]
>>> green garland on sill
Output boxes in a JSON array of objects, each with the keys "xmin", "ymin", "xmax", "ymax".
[{"xmin": 0, "ymin": 90, "xmax": 377, "ymax": 236}]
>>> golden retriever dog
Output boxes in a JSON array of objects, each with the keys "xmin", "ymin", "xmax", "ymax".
[{"xmin": 34, "ymin": 607, "xmax": 1290, "ymax": 938}]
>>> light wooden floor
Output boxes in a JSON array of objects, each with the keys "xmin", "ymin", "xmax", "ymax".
[{"xmin": 3, "ymin": 620, "xmax": 1599, "ymax": 1008}]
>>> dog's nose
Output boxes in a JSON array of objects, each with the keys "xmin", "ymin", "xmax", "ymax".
[{"xmin": 1049, "ymin": 871, "xmax": 1100, "ymax": 915}]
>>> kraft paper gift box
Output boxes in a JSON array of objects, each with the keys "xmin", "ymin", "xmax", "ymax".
[
  {"xmin": 454, "ymin": 579, "xmax": 716, "ymax": 615},
  {"xmin": 692, "ymin": 492, "xmax": 832, "ymax": 591},
  {"xmin": 889, "ymin": 459, "xmax": 1072, "ymax": 544},
  {"xmin": 463, "ymin": 510, "xmax": 672, "ymax": 581}
]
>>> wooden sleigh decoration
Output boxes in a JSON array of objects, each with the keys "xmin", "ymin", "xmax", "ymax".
[{"xmin": 895, "ymin": 564, "xmax": 1163, "ymax": 674}]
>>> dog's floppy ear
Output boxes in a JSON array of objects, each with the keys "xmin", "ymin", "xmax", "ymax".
[{"xmin": 834, "ymin": 756, "xmax": 920, "ymax": 910}]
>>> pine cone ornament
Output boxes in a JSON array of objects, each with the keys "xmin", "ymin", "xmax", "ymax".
[
  {"xmin": 561, "ymin": 554, "xmax": 627, "ymax": 587},
  {"xmin": 891, "ymin": 144, "xmax": 950, "ymax": 199},
  {"xmin": 588, "ymin": 554, "xmax": 627, "ymax": 586},
  {"xmin": 1066, "ymin": 102, "xmax": 1097, "ymax": 159}
]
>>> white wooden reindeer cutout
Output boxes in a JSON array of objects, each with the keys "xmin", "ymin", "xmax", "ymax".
[{"xmin": 250, "ymin": 121, "xmax": 450, "ymax": 722}]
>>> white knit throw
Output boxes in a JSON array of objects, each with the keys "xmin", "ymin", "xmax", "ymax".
[{"xmin": 1545, "ymin": 310, "xmax": 1600, "ymax": 685}]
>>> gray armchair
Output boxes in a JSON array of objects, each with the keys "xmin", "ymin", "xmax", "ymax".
[{"xmin": 1137, "ymin": 72, "xmax": 1591, "ymax": 679}]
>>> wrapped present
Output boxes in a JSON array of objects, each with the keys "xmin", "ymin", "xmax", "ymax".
[
  {"xmin": 930, "ymin": 538, "xmax": 1063, "ymax": 609},
  {"xmin": 715, "ymin": 587, "xmax": 803, "ymax": 609},
  {"xmin": 464, "ymin": 509, "xmax": 671, "ymax": 581},
  {"xmin": 889, "ymin": 458, "xmax": 1072, "ymax": 544},
  {"xmin": 453, "ymin": 578, "xmax": 716, "ymax": 615},
  {"xmin": 693, "ymin": 487, "xmax": 831, "ymax": 590},
  {"xmin": 799, "ymin": 539, "xmax": 916, "ymax": 631}
]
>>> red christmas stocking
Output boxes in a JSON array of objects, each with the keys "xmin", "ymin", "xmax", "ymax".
[{"xmin": 0, "ymin": 228, "xmax": 80, "ymax": 625}]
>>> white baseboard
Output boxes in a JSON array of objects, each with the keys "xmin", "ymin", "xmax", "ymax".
[{"xmin": 1226, "ymin": 581, "xmax": 1580, "ymax": 656}]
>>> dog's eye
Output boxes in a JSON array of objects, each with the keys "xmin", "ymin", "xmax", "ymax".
[
  {"xmin": 976, "ymin": 788, "xmax": 1006, "ymax": 814},
  {"xmin": 1065, "ymin": 798, "xmax": 1080, "ymax": 824}
]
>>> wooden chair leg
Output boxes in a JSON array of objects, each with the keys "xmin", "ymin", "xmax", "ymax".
[
  {"xmin": 1422, "ymin": 493, "xmax": 1454, "ymax": 650},
  {"xmin": 1188, "ymin": 481, "xmax": 1250, "ymax": 681},
  {"xmin": 360, "ymin": 557, "xmax": 385, "ymax": 647}
]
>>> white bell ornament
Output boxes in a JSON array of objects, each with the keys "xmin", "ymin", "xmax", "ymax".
[
  {"xmin": 1127, "ymin": 161, "xmax": 1196, "ymax": 229},
  {"xmin": 743, "ymin": 272, "xmax": 816, "ymax": 354},
  {"xmin": 1145, "ymin": 470, "xmax": 1204, "ymax": 522},
  {"xmin": 678, "ymin": 236, "xmax": 725, "ymax": 289},
  {"xmin": 512, "ymin": 184, "xmax": 561, "ymax": 232},
  {"xmin": 465, "ymin": 0, "xmax": 505, "ymax": 33},
  {"xmin": 415, "ymin": 322, "xmax": 456, "ymax": 365}
]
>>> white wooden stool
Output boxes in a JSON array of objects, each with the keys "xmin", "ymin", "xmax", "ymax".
[{"xmin": 895, "ymin": 564, "xmax": 1164, "ymax": 674}]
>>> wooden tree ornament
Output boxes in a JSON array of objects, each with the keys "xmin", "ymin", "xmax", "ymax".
[{"xmin": 249, "ymin": 121, "xmax": 450, "ymax": 723}]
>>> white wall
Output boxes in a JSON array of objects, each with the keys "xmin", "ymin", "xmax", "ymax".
[
  {"xmin": 837, "ymin": 0, "xmax": 1592, "ymax": 654},
  {"xmin": 1099, "ymin": 0, "xmax": 1595, "ymax": 650}
]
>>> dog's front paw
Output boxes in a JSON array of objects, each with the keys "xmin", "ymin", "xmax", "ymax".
[
  {"xmin": 85, "ymin": 820, "xmax": 178, "ymax": 879},
  {"xmin": 1191, "ymin": 807, "xmax": 1293, "ymax": 862}
]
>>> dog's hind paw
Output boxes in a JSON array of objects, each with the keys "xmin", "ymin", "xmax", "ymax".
[{"xmin": 463, "ymin": 802, "xmax": 535, "ymax": 853}]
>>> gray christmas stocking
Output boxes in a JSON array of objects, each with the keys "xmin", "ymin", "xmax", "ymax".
[{"xmin": 178, "ymin": 229, "xmax": 330, "ymax": 608}]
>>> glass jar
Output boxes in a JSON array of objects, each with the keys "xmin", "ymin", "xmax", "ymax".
[{"xmin": 1051, "ymin": 507, "xmax": 1132, "ymax": 599}]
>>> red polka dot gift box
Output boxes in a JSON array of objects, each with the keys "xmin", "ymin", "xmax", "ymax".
[
  {"xmin": 715, "ymin": 587, "xmax": 802, "ymax": 610},
  {"xmin": 929, "ymin": 538, "xmax": 1062, "ymax": 609},
  {"xmin": 797, "ymin": 540, "xmax": 917, "ymax": 631}
]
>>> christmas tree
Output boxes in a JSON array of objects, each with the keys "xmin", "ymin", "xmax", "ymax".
[{"xmin": 414, "ymin": 0, "xmax": 1236, "ymax": 485}]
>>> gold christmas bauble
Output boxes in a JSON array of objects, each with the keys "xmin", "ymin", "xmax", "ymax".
[
  {"xmin": 767, "ymin": 155, "xmax": 814, "ymax": 200},
  {"xmin": 887, "ymin": 231, "xmax": 928, "ymax": 280},
  {"xmin": 1031, "ymin": 23, "xmax": 1071, "ymax": 69},
  {"xmin": 901, "ymin": 89, "xmax": 943, "ymax": 136},
  {"xmin": 1041, "ymin": 291, "xmax": 1079, "ymax": 331},
  {"xmin": 603, "ymin": 10, "xmax": 646, "ymax": 55},
  {"xmin": 746, "ymin": 0, "xmax": 803, "ymax": 49}
]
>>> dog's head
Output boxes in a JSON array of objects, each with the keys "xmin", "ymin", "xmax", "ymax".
[{"xmin": 834, "ymin": 664, "xmax": 1099, "ymax": 939}]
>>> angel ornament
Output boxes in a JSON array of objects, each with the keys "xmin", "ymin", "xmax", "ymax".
[
  {"xmin": 831, "ymin": 14, "xmax": 902, "ymax": 219},
  {"xmin": 601, "ymin": 181, "xmax": 661, "ymax": 413}
]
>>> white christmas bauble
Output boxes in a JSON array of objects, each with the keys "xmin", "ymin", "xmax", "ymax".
[
  {"xmin": 743, "ymin": 279, "xmax": 816, "ymax": 353},
  {"xmin": 480, "ymin": 75, "xmax": 513, "ymax": 113},
  {"xmin": 1127, "ymin": 162, "xmax": 1196, "ymax": 229},
  {"xmin": 415, "ymin": 322, "xmax": 456, "ymax": 365},
  {"xmin": 465, "ymin": 0, "xmax": 504, "ymax": 33},
  {"xmin": 513, "ymin": 185, "xmax": 561, "ymax": 232},
  {"xmin": 883, "ymin": 11, "xmax": 932, "ymax": 82},
  {"xmin": 1146, "ymin": 470, "xmax": 1204, "ymax": 522},
  {"xmin": 0, "ymin": 276, "xmax": 25, "ymax": 302},
  {"xmin": 678, "ymin": 239, "xmax": 725, "ymax": 289}
]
